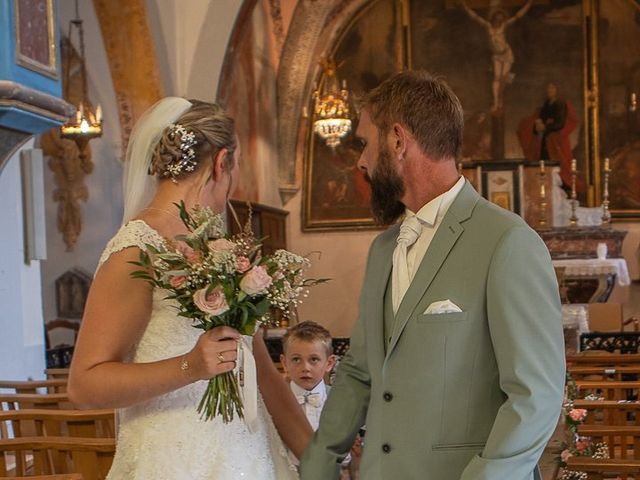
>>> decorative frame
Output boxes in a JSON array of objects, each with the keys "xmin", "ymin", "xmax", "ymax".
[
  {"xmin": 302, "ymin": 0, "xmax": 409, "ymax": 231},
  {"xmin": 480, "ymin": 163, "xmax": 525, "ymax": 215},
  {"xmin": 55, "ymin": 268, "xmax": 91, "ymax": 319},
  {"xmin": 14, "ymin": 0, "xmax": 58, "ymax": 79}
]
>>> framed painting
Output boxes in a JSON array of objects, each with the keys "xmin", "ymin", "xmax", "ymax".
[
  {"xmin": 594, "ymin": 0, "xmax": 640, "ymax": 218},
  {"xmin": 14, "ymin": 0, "xmax": 57, "ymax": 79},
  {"xmin": 410, "ymin": 0, "xmax": 588, "ymax": 202},
  {"xmin": 480, "ymin": 163, "xmax": 525, "ymax": 215},
  {"xmin": 302, "ymin": 0, "xmax": 408, "ymax": 231}
]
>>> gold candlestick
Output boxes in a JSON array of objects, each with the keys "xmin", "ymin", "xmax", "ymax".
[
  {"xmin": 601, "ymin": 157, "xmax": 611, "ymax": 225},
  {"xmin": 569, "ymin": 158, "xmax": 578, "ymax": 227},
  {"xmin": 538, "ymin": 160, "xmax": 547, "ymax": 229}
]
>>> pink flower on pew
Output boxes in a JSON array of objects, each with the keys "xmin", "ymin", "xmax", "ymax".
[
  {"xmin": 560, "ymin": 449, "xmax": 573, "ymax": 462},
  {"xmin": 568, "ymin": 408, "xmax": 587, "ymax": 422},
  {"xmin": 575, "ymin": 438, "xmax": 591, "ymax": 453}
]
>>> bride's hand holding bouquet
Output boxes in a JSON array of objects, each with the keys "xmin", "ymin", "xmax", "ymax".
[{"xmin": 131, "ymin": 201, "xmax": 325, "ymax": 425}]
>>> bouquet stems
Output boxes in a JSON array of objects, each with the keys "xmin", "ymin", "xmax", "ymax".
[{"xmin": 197, "ymin": 371, "xmax": 244, "ymax": 422}]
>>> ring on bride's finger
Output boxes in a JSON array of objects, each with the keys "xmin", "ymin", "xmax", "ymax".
[{"xmin": 217, "ymin": 352, "xmax": 225, "ymax": 363}]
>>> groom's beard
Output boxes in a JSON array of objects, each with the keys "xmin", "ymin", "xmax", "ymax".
[{"xmin": 365, "ymin": 145, "xmax": 405, "ymax": 225}]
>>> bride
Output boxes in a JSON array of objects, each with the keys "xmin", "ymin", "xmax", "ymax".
[{"xmin": 68, "ymin": 97, "xmax": 311, "ymax": 479}]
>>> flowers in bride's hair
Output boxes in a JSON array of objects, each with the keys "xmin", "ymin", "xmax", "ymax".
[
  {"xmin": 240, "ymin": 265, "xmax": 272, "ymax": 296},
  {"xmin": 128, "ymin": 200, "xmax": 328, "ymax": 424},
  {"xmin": 193, "ymin": 286, "xmax": 229, "ymax": 316}
]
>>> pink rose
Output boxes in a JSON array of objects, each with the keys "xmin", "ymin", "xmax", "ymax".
[
  {"xmin": 169, "ymin": 275, "xmax": 187, "ymax": 289},
  {"xmin": 240, "ymin": 265, "xmax": 272, "ymax": 296},
  {"xmin": 569, "ymin": 408, "xmax": 587, "ymax": 422},
  {"xmin": 575, "ymin": 439, "xmax": 591, "ymax": 452},
  {"xmin": 193, "ymin": 286, "xmax": 229, "ymax": 316},
  {"xmin": 178, "ymin": 244, "xmax": 201, "ymax": 263},
  {"xmin": 560, "ymin": 449, "xmax": 572, "ymax": 462},
  {"xmin": 208, "ymin": 239, "xmax": 235, "ymax": 252},
  {"xmin": 236, "ymin": 256, "xmax": 251, "ymax": 273}
]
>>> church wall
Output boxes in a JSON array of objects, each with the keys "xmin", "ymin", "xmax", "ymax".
[
  {"xmin": 39, "ymin": 0, "xmax": 123, "ymax": 331},
  {"xmin": 0, "ymin": 139, "xmax": 47, "ymax": 380}
]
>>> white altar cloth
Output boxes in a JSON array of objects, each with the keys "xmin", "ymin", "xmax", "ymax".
[{"xmin": 552, "ymin": 258, "xmax": 631, "ymax": 287}]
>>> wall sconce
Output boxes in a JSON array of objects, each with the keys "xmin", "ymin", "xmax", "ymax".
[{"xmin": 312, "ymin": 59, "xmax": 351, "ymax": 149}]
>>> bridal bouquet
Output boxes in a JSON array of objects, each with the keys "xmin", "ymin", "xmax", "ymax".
[{"xmin": 130, "ymin": 201, "xmax": 324, "ymax": 423}]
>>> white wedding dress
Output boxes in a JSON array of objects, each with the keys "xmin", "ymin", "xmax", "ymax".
[{"xmin": 99, "ymin": 220, "xmax": 299, "ymax": 480}]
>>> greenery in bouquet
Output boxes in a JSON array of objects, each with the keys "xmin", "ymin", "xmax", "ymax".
[{"xmin": 130, "ymin": 201, "xmax": 326, "ymax": 422}]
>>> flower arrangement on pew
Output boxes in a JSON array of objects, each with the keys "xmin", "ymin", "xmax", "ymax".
[
  {"xmin": 557, "ymin": 373, "xmax": 609, "ymax": 480},
  {"xmin": 130, "ymin": 201, "xmax": 327, "ymax": 424}
]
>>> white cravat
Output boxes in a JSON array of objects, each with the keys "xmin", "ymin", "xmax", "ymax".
[{"xmin": 392, "ymin": 214, "xmax": 423, "ymax": 314}]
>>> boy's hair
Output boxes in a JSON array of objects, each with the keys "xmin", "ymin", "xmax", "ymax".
[{"xmin": 282, "ymin": 321, "xmax": 333, "ymax": 357}]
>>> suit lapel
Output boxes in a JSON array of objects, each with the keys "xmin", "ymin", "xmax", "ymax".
[
  {"xmin": 386, "ymin": 181, "xmax": 479, "ymax": 358},
  {"xmin": 369, "ymin": 227, "xmax": 397, "ymax": 369}
]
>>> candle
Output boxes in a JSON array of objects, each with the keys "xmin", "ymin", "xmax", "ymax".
[
  {"xmin": 604, "ymin": 157, "xmax": 610, "ymax": 172},
  {"xmin": 571, "ymin": 159, "xmax": 577, "ymax": 172},
  {"xmin": 539, "ymin": 160, "xmax": 545, "ymax": 173}
]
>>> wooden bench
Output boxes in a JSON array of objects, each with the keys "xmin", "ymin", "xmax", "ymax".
[
  {"xmin": 575, "ymin": 381, "xmax": 640, "ymax": 402},
  {"xmin": 4, "ymin": 475, "xmax": 83, "ymax": 479},
  {"xmin": 569, "ymin": 366, "xmax": 640, "ymax": 382},
  {"xmin": 0, "ymin": 437, "xmax": 114, "ymax": 479},
  {"xmin": 568, "ymin": 354, "xmax": 640, "ymax": 366},
  {"xmin": 573, "ymin": 400, "xmax": 640, "ymax": 426},
  {"xmin": 565, "ymin": 457, "xmax": 640, "ymax": 479},
  {"xmin": 0, "ymin": 395, "xmax": 71, "ymax": 412},
  {"xmin": 44, "ymin": 371, "xmax": 69, "ymax": 382},
  {"xmin": 0, "ymin": 381, "xmax": 67, "ymax": 395}
]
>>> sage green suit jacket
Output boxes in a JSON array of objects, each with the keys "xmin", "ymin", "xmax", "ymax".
[{"xmin": 300, "ymin": 181, "xmax": 565, "ymax": 480}]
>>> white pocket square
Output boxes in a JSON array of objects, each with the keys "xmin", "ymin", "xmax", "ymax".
[{"xmin": 423, "ymin": 299, "xmax": 463, "ymax": 315}]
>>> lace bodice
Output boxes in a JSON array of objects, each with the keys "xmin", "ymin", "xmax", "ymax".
[{"xmin": 99, "ymin": 220, "xmax": 298, "ymax": 480}]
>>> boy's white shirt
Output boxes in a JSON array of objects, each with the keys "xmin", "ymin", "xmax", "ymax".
[{"xmin": 289, "ymin": 379, "xmax": 328, "ymax": 431}]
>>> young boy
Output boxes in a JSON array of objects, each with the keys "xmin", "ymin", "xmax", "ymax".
[{"xmin": 280, "ymin": 321, "xmax": 336, "ymax": 431}]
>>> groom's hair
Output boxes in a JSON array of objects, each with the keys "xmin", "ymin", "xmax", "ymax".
[
  {"xmin": 360, "ymin": 70, "xmax": 464, "ymax": 161},
  {"xmin": 282, "ymin": 321, "xmax": 333, "ymax": 357}
]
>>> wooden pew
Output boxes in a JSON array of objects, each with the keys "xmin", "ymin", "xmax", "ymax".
[
  {"xmin": 0, "ymin": 381, "xmax": 67, "ymax": 395},
  {"xmin": 575, "ymin": 381, "xmax": 640, "ymax": 402},
  {"xmin": 44, "ymin": 371, "xmax": 69, "ymax": 381},
  {"xmin": 569, "ymin": 366, "xmax": 640, "ymax": 382},
  {"xmin": 567, "ymin": 354, "xmax": 640, "ymax": 366},
  {"xmin": 0, "ymin": 410, "xmax": 114, "ymax": 474},
  {"xmin": 565, "ymin": 457, "xmax": 640, "ymax": 480},
  {"xmin": 573, "ymin": 400, "xmax": 640, "ymax": 426},
  {"xmin": 4, "ymin": 475, "xmax": 83, "ymax": 479},
  {"xmin": 0, "ymin": 437, "xmax": 114, "ymax": 479},
  {"xmin": 0, "ymin": 395, "xmax": 71, "ymax": 412},
  {"xmin": 578, "ymin": 425, "xmax": 640, "ymax": 459}
]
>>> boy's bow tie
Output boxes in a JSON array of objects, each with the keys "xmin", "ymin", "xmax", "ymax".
[{"xmin": 297, "ymin": 392, "xmax": 322, "ymax": 407}]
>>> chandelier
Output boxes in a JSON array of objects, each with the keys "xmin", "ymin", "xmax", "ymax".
[
  {"xmin": 312, "ymin": 59, "xmax": 351, "ymax": 149},
  {"xmin": 60, "ymin": 0, "xmax": 102, "ymax": 147}
]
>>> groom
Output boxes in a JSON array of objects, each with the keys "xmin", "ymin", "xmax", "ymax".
[{"xmin": 300, "ymin": 71, "xmax": 565, "ymax": 479}]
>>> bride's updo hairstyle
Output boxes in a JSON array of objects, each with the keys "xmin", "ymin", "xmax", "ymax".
[{"xmin": 148, "ymin": 100, "xmax": 237, "ymax": 182}]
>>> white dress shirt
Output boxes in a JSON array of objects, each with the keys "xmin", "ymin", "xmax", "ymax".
[
  {"xmin": 289, "ymin": 379, "xmax": 328, "ymax": 431},
  {"xmin": 405, "ymin": 176, "xmax": 466, "ymax": 281}
]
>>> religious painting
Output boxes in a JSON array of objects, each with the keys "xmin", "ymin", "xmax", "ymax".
[
  {"xmin": 481, "ymin": 166, "xmax": 524, "ymax": 214},
  {"xmin": 14, "ymin": 0, "xmax": 57, "ymax": 78},
  {"xmin": 55, "ymin": 268, "xmax": 91, "ymax": 319},
  {"xmin": 596, "ymin": 0, "xmax": 640, "ymax": 218},
  {"xmin": 410, "ymin": 0, "xmax": 586, "ymax": 199},
  {"xmin": 303, "ymin": 0, "xmax": 407, "ymax": 231}
]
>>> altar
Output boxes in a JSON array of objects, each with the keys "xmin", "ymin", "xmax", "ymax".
[{"xmin": 552, "ymin": 257, "xmax": 631, "ymax": 303}]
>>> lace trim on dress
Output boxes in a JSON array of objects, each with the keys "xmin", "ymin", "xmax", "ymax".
[{"xmin": 98, "ymin": 220, "xmax": 166, "ymax": 269}]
